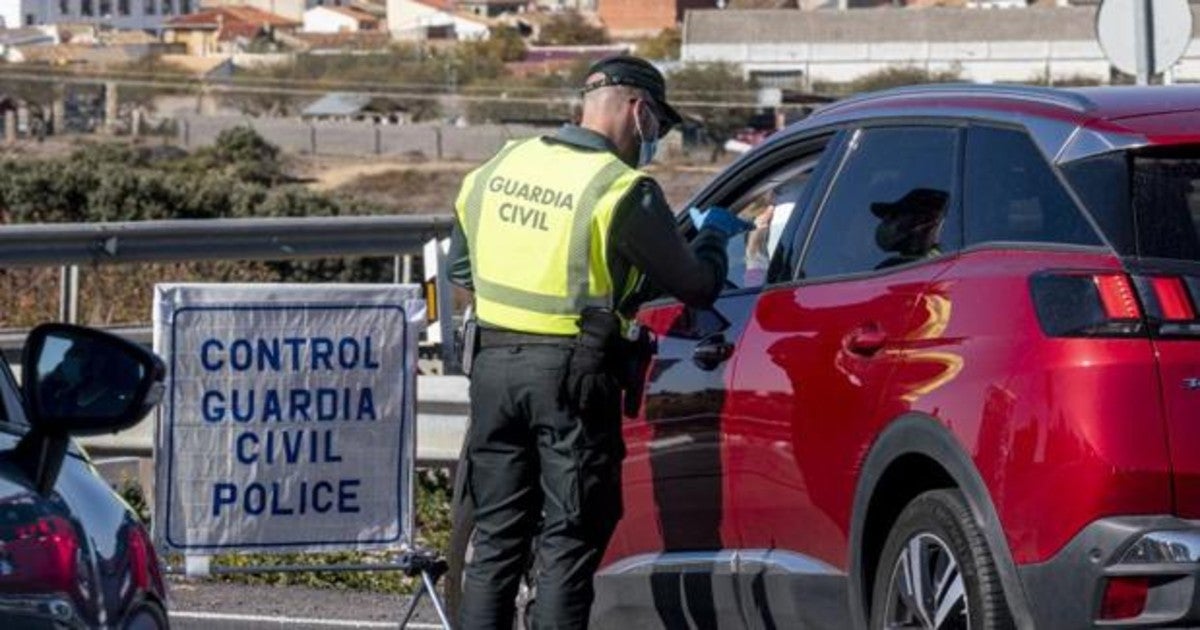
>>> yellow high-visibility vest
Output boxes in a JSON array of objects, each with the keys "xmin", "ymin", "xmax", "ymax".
[{"xmin": 455, "ymin": 137, "xmax": 643, "ymax": 336}]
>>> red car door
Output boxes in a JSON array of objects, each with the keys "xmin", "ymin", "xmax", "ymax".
[
  {"xmin": 600, "ymin": 134, "xmax": 840, "ymax": 628},
  {"xmin": 723, "ymin": 125, "xmax": 964, "ymax": 625}
]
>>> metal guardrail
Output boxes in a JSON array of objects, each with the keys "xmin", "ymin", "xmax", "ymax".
[
  {"xmin": 0, "ymin": 214, "xmax": 467, "ymax": 463},
  {"xmin": 0, "ymin": 215, "xmax": 454, "ymax": 267}
]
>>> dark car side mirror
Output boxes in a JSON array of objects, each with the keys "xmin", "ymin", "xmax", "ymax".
[{"xmin": 15, "ymin": 324, "xmax": 165, "ymax": 494}]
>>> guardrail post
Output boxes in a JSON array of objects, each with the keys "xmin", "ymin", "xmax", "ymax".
[
  {"xmin": 52, "ymin": 86, "xmax": 65, "ymax": 136},
  {"xmin": 435, "ymin": 126, "xmax": 443, "ymax": 161},
  {"xmin": 104, "ymin": 81, "xmax": 119, "ymax": 136},
  {"xmin": 58, "ymin": 265, "xmax": 79, "ymax": 324}
]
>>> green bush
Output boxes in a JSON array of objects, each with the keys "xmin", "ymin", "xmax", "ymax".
[
  {"xmin": 813, "ymin": 64, "xmax": 964, "ymax": 97},
  {"xmin": 536, "ymin": 11, "xmax": 609, "ymax": 46},
  {"xmin": 0, "ymin": 129, "xmax": 396, "ymax": 286}
]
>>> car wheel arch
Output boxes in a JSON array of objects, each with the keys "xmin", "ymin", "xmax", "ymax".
[{"xmin": 846, "ymin": 413, "xmax": 1035, "ymax": 630}]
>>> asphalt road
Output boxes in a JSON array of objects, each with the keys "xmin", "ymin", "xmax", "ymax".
[{"xmin": 167, "ymin": 579, "xmax": 448, "ymax": 629}]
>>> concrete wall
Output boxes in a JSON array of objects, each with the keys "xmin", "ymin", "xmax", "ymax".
[
  {"xmin": 684, "ymin": 38, "xmax": 1200, "ymax": 84},
  {"xmin": 682, "ymin": 6, "xmax": 1200, "ymax": 85},
  {"xmin": 178, "ymin": 116, "xmax": 555, "ymax": 160}
]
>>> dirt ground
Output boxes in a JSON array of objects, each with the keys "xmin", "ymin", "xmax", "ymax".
[{"xmin": 300, "ymin": 155, "xmax": 730, "ymax": 215}]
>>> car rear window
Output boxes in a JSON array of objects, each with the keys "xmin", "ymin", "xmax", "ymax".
[
  {"xmin": 1132, "ymin": 157, "xmax": 1200, "ymax": 260},
  {"xmin": 1063, "ymin": 148, "xmax": 1200, "ymax": 260}
]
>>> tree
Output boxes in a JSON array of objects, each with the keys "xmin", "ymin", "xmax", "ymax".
[
  {"xmin": 667, "ymin": 63, "xmax": 757, "ymax": 161},
  {"xmin": 637, "ymin": 28, "xmax": 681, "ymax": 61},
  {"xmin": 464, "ymin": 26, "xmax": 527, "ymax": 63},
  {"xmin": 536, "ymin": 12, "xmax": 609, "ymax": 46},
  {"xmin": 813, "ymin": 65, "xmax": 964, "ymax": 97}
]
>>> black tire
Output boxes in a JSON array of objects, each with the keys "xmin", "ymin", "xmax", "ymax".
[
  {"xmin": 444, "ymin": 450, "xmax": 474, "ymax": 624},
  {"xmin": 869, "ymin": 489, "xmax": 1014, "ymax": 630},
  {"xmin": 123, "ymin": 602, "xmax": 169, "ymax": 630}
]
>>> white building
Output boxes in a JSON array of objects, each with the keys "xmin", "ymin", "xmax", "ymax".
[
  {"xmin": 386, "ymin": 0, "xmax": 490, "ymax": 40},
  {"xmin": 681, "ymin": 7, "xmax": 1200, "ymax": 87},
  {"xmin": 3, "ymin": 0, "xmax": 201, "ymax": 30},
  {"xmin": 303, "ymin": 5, "xmax": 379, "ymax": 31}
]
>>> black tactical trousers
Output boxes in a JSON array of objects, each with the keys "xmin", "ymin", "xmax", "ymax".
[{"xmin": 460, "ymin": 343, "xmax": 625, "ymax": 630}]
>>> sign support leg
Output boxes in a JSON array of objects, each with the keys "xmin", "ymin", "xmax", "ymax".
[{"xmin": 398, "ymin": 550, "xmax": 452, "ymax": 630}]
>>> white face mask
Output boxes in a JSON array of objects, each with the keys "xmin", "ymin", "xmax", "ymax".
[{"xmin": 634, "ymin": 103, "xmax": 659, "ymax": 167}]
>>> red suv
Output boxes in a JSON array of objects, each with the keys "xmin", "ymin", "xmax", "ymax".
[{"xmin": 590, "ymin": 85, "xmax": 1200, "ymax": 629}]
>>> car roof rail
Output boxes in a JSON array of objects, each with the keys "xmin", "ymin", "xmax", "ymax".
[{"xmin": 812, "ymin": 83, "xmax": 1096, "ymax": 118}]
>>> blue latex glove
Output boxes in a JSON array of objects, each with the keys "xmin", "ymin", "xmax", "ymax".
[{"xmin": 688, "ymin": 206, "xmax": 754, "ymax": 238}]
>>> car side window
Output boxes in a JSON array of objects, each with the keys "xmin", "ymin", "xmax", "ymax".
[
  {"xmin": 964, "ymin": 125, "xmax": 1101, "ymax": 248},
  {"xmin": 801, "ymin": 126, "xmax": 962, "ymax": 280},
  {"xmin": 723, "ymin": 158, "xmax": 821, "ymax": 289}
]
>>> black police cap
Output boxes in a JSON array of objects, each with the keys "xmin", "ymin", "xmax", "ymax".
[{"xmin": 582, "ymin": 55, "xmax": 682, "ymax": 136}]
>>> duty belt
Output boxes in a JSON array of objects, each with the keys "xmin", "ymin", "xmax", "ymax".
[{"xmin": 478, "ymin": 328, "xmax": 575, "ymax": 348}]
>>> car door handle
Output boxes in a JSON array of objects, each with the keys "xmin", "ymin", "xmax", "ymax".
[
  {"xmin": 693, "ymin": 335, "xmax": 734, "ymax": 370},
  {"xmin": 844, "ymin": 324, "xmax": 887, "ymax": 357}
]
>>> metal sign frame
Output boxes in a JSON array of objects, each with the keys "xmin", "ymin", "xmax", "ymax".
[{"xmin": 151, "ymin": 283, "xmax": 448, "ymax": 628}]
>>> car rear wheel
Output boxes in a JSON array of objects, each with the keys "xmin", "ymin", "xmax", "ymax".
[{"xmin": 869, "ymin": 489, "xmax": 1013, "ymax": 630}]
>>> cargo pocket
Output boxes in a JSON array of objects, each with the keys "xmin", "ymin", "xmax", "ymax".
[{"xmin": 541, "ymin": 450, "xmax": 582, "ymax": 529}]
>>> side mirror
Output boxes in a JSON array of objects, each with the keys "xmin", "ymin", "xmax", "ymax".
[
  {"xmin": 22, "ymin": 323, "xmax": 164, "ymax": 435},
  {"xmin": 15, "ymin": 324, "xmax": 165, "ymax": 495}
]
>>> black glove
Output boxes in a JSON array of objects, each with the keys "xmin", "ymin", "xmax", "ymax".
[
  {"xmin": 565, "ymin": 346, "xmax": 617, "ymax": 415},
  {"xmin": 563, "ymin": 308, "xmax": 621, "ymax": 414}
]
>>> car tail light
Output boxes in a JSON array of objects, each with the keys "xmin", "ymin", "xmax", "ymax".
[
  {"xmin": 0, "ymin": 514, "xmax": 82, "ymax": 595},
  {"xmin": 1032, "ymin": 271, "xmax": 1200, "ymax": 338},
  {"xmin": 1099, "ymin": 576, "xmax": 1149, "ymax": 621},
  {"xmin": 1148, "ymin": 277, "xmax": 1196, "ymax": 321},
  {"xmin": 1031, "ymin": 272, "xmax": 1145, "ymax": 337}
]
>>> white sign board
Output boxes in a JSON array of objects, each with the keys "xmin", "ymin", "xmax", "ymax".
[
  {"xmin": 152, "ymin": 284, "xmax": 426, "ymax": 553},
  {"xmin": 1097, "ymin": 0, "xmax": 1193, "ymax": 80}
]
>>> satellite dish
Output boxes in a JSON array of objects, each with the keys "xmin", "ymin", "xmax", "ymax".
[{"xmin": 1096, "ymin": 0, "xmax": 1193, "ymax": 82}]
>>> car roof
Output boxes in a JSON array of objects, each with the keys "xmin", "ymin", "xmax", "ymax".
[{"xmin": 772, "ymin": 84, "xmax": 1200, "ymax": 162}]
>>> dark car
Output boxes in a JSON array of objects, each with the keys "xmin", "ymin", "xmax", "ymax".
[
  {"xmin": 0, "ymin": 324, "xmax": 167, "ymax": 629},
  {"xmin": 451, "ymin": 84, "xmax": 1200, "ymax": 629}
]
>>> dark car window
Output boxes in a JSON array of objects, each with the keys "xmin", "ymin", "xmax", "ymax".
[
  {"xmin": 1060, "ymin": 152, "xmax": 1132, "ymax": 254},
  {"xmin": 1130, "ymin": 154, "xmax": 1200, "ymax": 261},
  {"xmin": 964, "ymin": 126, "xmax": 1101, "ymax": 248},
  {"xmin": 723, "ymin": 156, "xmax": 822, "ymax": 289},
  {"xmin": 801, "ymin": 126, "xmax": 962, "ymax": 280}
]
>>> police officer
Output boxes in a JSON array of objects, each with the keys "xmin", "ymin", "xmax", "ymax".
[{"xmin": 449, "ymin": 55, "xmax": 747, "ymax": 629}]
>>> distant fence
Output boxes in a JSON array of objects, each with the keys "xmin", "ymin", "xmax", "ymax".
[{"xmin": 178, "ymin": 116, "xmax": 555, "ymax": 161}]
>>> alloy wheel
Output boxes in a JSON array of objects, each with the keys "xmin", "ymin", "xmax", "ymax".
[{"xmin": 883, "ymin": 532, "xmax": 969, "ymax": 630}]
